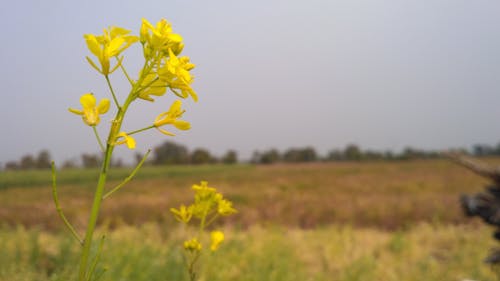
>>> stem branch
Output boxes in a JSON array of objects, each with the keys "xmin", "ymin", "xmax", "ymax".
[
  {"xmin": 102, "ymin": 149, "xmax": 151, "ymax": 200},
  {"xmin": 51, "ymin": 162, "xmax": 83, "ymax": 245}
]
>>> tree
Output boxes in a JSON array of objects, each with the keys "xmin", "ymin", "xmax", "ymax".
[
  {"xmin": 222, "ymin": 150, "xmax": 238, "ymax": 164},
  {"xmin": 283, "ymin": 147, "xmax": 317, "ymax": 162},
  {"xmin": 36, "ymin": 150, "xmax": 52, "ymax": 169},
  {"xmin": 344, "ymin": 144, "xmax": 362, "ymax": 161},
  {"xmin": 191, "ymin": 148, "xmax": 213, "ymax": 165},
  {"xmin": 81, "ymin": 153, "xmax": 101, "ymax": 168},
  {"xmin": 257, "ymin": 149, "xmax": 281, "ymax": 164},
  {"xmin": 153, "ymin": 141, "xmax": 189, "ymax": 165},
  {"xmin": 20, "ymin": 154, "xmax": 36, "ymax": 170}
]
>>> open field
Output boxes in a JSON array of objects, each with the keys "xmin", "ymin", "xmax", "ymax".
[
  {"xmin": 0, "ymin": 159, "xmax": 495, "ymax": 230},
  {"xmin": 1, "ymin": 159, "xmax": 500, "ymax": 280}
]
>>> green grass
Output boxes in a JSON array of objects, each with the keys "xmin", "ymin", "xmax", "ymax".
[
  {"xmin": 0, "ymin": 223, "xmax": 499, "ymax": 281},
  {"xmin": 0, "ymin": 164, "xmax": 254, "ymax": 189}
]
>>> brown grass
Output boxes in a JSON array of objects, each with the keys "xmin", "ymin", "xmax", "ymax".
[{"xmin": 0, "ymin": 159, "xmax": 495, "ymax": 231}]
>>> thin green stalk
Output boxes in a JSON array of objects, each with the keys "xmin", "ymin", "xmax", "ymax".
[
  {"xmin": 204, "ymin": 214, "xmax": 220, "ymax": 228},
  {"xmin": 86, "ymin": 235, "xmax": 105, "ymax": 281},
  {"xmin": 102, "ymin": 149, "xmax": 151, "ymax": 199},
  {"xmin": 117, "ymin": 57, "xmax": 134, "ymax": 86},
  {"xmin": 92, "ymin": 126, "xmax": 105, "ymax": 152},
  {"xmin": 188, "ymin": 252, "xmax": 201, "ymax": 281},
  {"xmin": 78, "ymin": 97, "xmax": 134, "ymax": 281},
  {"xmin": 127, "ymin": 125, "xmax": 155, "ymax": 136},
  {"xmin": 78, "ymin": 144, "xmax": 114, "ymax": 281},
  {"xmin": 51, "ymin": 162, "xmax": 83, "ymax": 245},
  {"xmin": 105, "ymin": 75, "xmax": 120, "ymax": 109}
]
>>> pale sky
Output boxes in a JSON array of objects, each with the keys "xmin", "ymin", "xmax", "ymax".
[{"xmin": 1, "ymin": 0, "xmax": 500, "ymax": 164}]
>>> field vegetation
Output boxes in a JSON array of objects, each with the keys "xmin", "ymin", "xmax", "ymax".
[{"xmin": 1, "ymin": 159, "xmax": 500, "ymax": 280}]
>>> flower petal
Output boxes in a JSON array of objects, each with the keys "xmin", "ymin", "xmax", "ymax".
[
  {"xmin": 174, "ymin": 120, "xmax": 191, "ymax": 130},
  {"xmin": 68, "ymin": 108, "xmax": 83, "ymax": 115},
  {"xmin": 84, "ymin": 35, "xmax": 101, "ymax": 57},
  {"xmin": 80, "ymin": 94, "xmax": 96, "ymax": 109},
  {"xmin": 97, "ymin": 98, "xmax": 110, "ymax": 114}
]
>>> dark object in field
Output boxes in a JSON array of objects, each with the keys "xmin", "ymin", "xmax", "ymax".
[{"xmin": 446, "ymin": 152, "xmax": 500, "ymax": 264}]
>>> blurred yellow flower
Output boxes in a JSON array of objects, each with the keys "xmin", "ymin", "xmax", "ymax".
[
  {"xmin": 217, "ymin": 199, "xmax": 237, "ymax": 216},
  {"xmin": 184, "ymin": 238, "xmax": 202, "ymax": 252},
  {"xmin": 170, "ymin": 204, "xmax": 193, "ymax": 223},
  {"xmin": 84, "ymin": 26, "xmax": 138, "ymax": 75},
  {"xmin": 69, "ymin": 93, "xmax": 110, "ymax": 126},
  {"xmin": 115, "ymin": 132, "xmax": 136, "ymax": 149},
  {"xmin": 210, "ymin": 231, "xmax": 224, "ymax": 251},
  {"xmin": 153, "ymin": 100, "xmax": 191, "ymax": 136}
]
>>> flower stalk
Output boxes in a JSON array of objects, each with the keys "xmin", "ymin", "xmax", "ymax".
[{"xmin": 58, "ymin": 18, "xmax": 199, "ymax": 280}]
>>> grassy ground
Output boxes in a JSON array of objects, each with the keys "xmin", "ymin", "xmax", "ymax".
[
  {"xmin": 1, "ymin": 223, "xmax": 499, "ymax": 281},
  {"xmin": 1, "ymin": 159, "xmax": 499, "ymax": 280}
]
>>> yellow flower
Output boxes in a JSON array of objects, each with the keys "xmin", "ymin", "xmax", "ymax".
[
  {"xmin": 158, "ymin": 49, "xmax": 198, "ymax": 102},
  {"xmin": 84, "ymin": 26, "xmax": 138, "ymax": 75},
  {"xmin": 153, "ymin": 100, "xmax": 191, "ymax": 136},
  {"xmin": 217, "ymin": 199, "xmax": 237, "ymax": 216},
  {"xmin": 210, "ymin": 231, "xmax": 224, "ymax": 251},
  {"xmin": 68, "ymin": 93, "xmax": 110, "ymax": 126},
  {"xmin": 170, "ymin": 204, "xmax": 193, "ymax": 223},
  {"xmin": 115, "ymin": 132, "xmax": 136, "ymax": 149},
  {"xmin": 184, "ymin": 238, "xmax": 202, "ymax": 252},
  {"xmin": 137, "ymin": 73, "xmax": 167, "ymax": 102},
  {"xmin": 140, "ymin": 18, "xmax": 184, "ymax": 56}
]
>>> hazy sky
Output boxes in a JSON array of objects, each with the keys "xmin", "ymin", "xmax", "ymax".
[{"xmin": 1, "ymin": 0, "xmax": 500, "ymax": 164}]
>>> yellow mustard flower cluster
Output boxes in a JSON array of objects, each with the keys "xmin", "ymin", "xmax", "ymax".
[
  {"xmin": 68, "ymin": 18, "xmax": 197, "ymax": 150},
  {"xmin": 171, "ymin": 181, "xmax": 236, "ymax": 254}
]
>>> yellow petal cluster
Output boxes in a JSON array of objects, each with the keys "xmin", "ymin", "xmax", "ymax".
[
  {"xmin": 69, "ymin": 93, "xmax": 110, "ymax": 126},
  {"xmin": 210, "ymin": 231, "xmax": 224, "ymax": 252},
  {"xmin": 137, "ymin": 73, "xmax": 167, "ymax": 102},
  {"xmin": 158, "ymin": 49, "xmax": 198, "ymax": 102},
  {"xmin": 170, "ymin": 204, "xmax": 193, "ymax": 223},
  {"xmin": 140, "ymin": 18, "xmax": 184, "ymax": 58},
  {"xmin": 115, "ymin": 132, "xmax": 136, "ymax": 150},
  {"xmin": 84, "ymin": 26, "xmax": 138, "ymax": 75},
  {"xmin": 183, "ymin": 238, "xmax": 202, "ymax": 252},
  {"xmin": 153, "ymin": 100, "xmax": 191, "ymax": 136}
]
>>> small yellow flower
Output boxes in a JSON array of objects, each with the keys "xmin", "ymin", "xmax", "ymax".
[
  {"xmin": 217, "ymin": 199, "xmax": 237, "ymax": 216},
  {"xmin": 115, "ymin": 132, "xmax": 136, "ymax": 149},
  {"xmin": 158, "ymin": 49, "xmax": 198, "ymax": 102},
  {"xmin": 137, "ymin": 73, "xmax": 167, "ymax": 102},
  {"xmin": 69, "ymin": 93, "xmax": 110, "ymax": 126},
  {"xmin": 184, "ymin": 238, "xmax": 202, "ymax": 252},
  {"xmin": 210, "ymin": 231, "xmax": 224, "ymax": 251},
  {"xmin": 170, "ymin": 204, "xmax": 193, "ymax": 223},
  {"xmin": 153, "ymin": 100, "xmax": 191, "ymax": 136},
  {"xmin": 140, "ymin": 18, "xmax": 184, "ymax": 56},
  {"xmin": 84, "ymin": 26, "xmax": 138, "ymax": 75}
]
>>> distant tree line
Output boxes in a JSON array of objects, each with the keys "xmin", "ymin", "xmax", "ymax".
[{"xmin": 3, "ymin": 141, "xmax": 500, "ymax": 170}]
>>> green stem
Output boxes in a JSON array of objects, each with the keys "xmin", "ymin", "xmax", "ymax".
[
  {"xmin": 78, "ymin": 96, "xmax": 134, "ymax": 281},
  {"xmin": 78, "ymin": 143, "xmax": 113, "ymax": 281},
  {"xmin": 102, "ymin": 149, "xmax": 151, "ymax": 199},
  {"xmin": 188, "ymin": 252, "xmax": 201, "ymax": 281},
  {"xmin": 86, "ymin": 235, "xmax": 105, "ymax": 281},
  {"xmin": 105, "ymin": 75, "xmax": 120, "ymax": 109},
  {"xmin": 92, "ymin": 126, "xmax": 105, "ymax": 153},
  {"xmin": 127, "ymin": 125, "xmax": 155, "ymax": 136},
  {"xmin": 117, "ymin": 57, "xmax": 134, "ymax": 86},
  {"xmin": 51, "ymin": 162, "xmax": 83, "ymax": 245},
  {"xmin": 204, "ymin": 214, "xmax": 219, "ymax": 228}
]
